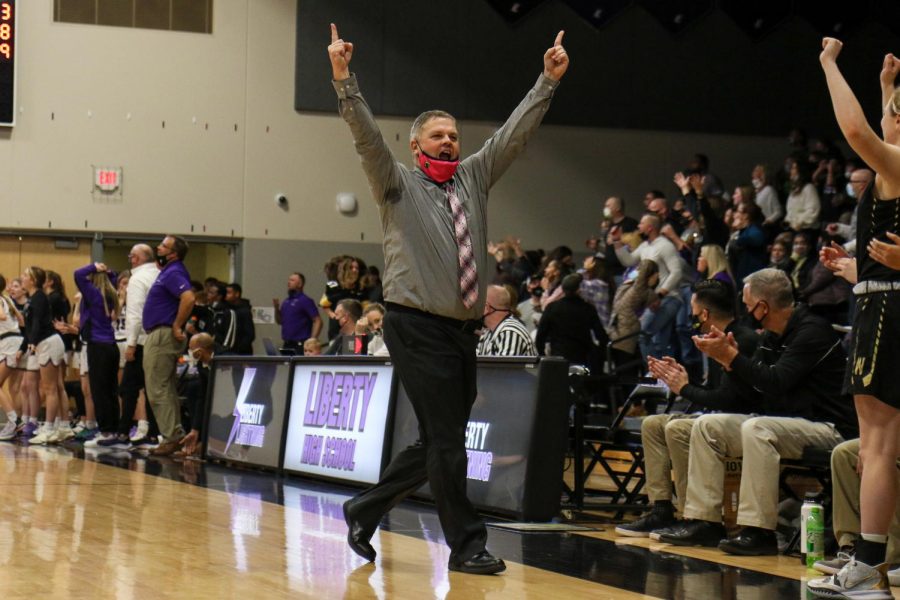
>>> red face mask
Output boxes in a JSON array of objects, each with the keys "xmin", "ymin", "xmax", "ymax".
[{"xmin": 416, "ymin": 148, "xmax": 459, "ymax": 184}]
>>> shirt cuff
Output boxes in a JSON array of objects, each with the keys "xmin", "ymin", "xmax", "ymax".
[
  {"xmin": 333, "ymin": 74, "xmax": 359, "ymax": 99},
  {"xmin": 535, "ymin": 74, "xmax": 560, "ymax": 97}
]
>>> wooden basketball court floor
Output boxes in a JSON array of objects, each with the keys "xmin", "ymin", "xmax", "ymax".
[{"xmin": 0, "ymin": 442, "xmax": 895, "ymax": 599}]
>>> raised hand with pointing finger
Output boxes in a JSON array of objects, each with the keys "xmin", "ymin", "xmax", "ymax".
[
  {"xmin": 328, "ymin": 23, "xmax": 353, "ymax": 81},
  {"xmin": 543, "ymin": 31, "xmax": 569, "ymax": 82}
]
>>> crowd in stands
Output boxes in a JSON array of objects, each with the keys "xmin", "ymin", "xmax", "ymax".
[{"xmin": 0, "ymin": 132, "xmax": 894, "ymax": 584}]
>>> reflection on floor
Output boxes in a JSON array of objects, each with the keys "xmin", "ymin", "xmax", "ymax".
[{"xmin": 0, "ymin": 442, "xmax": 890, "ymax": 599}]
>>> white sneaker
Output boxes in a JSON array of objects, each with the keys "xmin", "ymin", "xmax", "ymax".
[
  {"xmin": 807, "ymin": 558, "xmax": 894, "ymax": 599},
  {"xmin": 813, "ymin": 551, "xmax": 854, "ymax": 575},
  {"xmin": 0, "ymin": 420, "xmax": 16, "ymax": 441},
  {"xmin": 28, "ymin": 425, "xmax": 54, "ymax": 445},
  {"xmin": 48, "ymin": 427, "xmax": 74, "ymax": 443},
  {"xmin": 889, "ymin": 566, "xmax": 899, "ymax": 587},
  {"xmin": 72, "ymin": 421, "xmax": 86, "ymax": 434},
  {"xmin": 130, "ymin": 421, "xmax": 149, "ymax": 443},
  {"xmin": 84, "ymin": 432, "xmax": 115, "ymax": 448}
]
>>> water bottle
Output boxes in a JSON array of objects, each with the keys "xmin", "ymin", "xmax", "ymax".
[
  {"xmin": 800, "ymin": 492, "xmax": 821, "ymax": 566},
  {"xmin": 806, "ymin": 505, "xmax": 825, "ymax": 569}
]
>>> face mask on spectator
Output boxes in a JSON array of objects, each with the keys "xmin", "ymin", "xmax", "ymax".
[
  {"xmin": 845, "ymin": 182, "xmax": 856, "ymax": 198},
  {"xmin": 752, "ymin": 178, "xmax": 763, "ymax": 190},
  {"xmin": 603, "ymin": 207, "xmax": 613, "ymax": 219}
]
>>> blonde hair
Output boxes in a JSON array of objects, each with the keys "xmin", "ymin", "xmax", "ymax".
[
  {"xmin": 700, "ymin": 244, "xmax": 733, "ymax": 281},
  {"xmin": 90, "ymin": 271, "xmax": 120, "ymax": 318}
]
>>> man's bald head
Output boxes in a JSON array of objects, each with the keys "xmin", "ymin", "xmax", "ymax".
[
  {"xmin": 129, "ymin": 243, "xmax": 154, "ymax": 266},
  {"xmin": 486, "ymin": 285, "xmax": 511, "ymax": 311}
]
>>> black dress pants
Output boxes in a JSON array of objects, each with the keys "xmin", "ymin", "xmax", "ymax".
[
  {"xmin": 116, "ymin": 345, "xmax": 160, "ymax": 437},
  {"xmin": 348, "ymin": 308, "xmax": 487, "ymax": 563},
  {"xmin": 87, "ymin": 342, "xmax": 120, "ymax": 433}
]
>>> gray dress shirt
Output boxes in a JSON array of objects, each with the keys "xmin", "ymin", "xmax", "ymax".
[{"xmin": 333, "ymin": 74, "xmax": 558, "ymax": 321}]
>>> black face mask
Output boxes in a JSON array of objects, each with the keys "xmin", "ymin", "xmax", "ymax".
[
  {"xmin": 639, "ymin": 232, "xmax": 650, "ymax": 241},
  {"xmin": 691, "ymin": 313, "xmax": 705, "ymax": 332},
  {"xmin": 747, "ymin": 301, "xmax": 767, "ymax": 330},
  {"xmin": 156, "ymin": 254, "xmax": 170, "ymax": 268}
]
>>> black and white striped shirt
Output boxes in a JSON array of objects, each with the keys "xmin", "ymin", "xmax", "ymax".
[{"xmin": 476, "ymin": 316, "xmax": 536, "ymax": 357}]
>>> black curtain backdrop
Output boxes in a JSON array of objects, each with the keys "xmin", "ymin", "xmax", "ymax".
[{"xmin": 296, "ymin": 0, "xmax": 900, "ymax": 138}]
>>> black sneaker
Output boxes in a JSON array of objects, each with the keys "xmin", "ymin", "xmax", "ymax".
[
  {"xmin": 97, "ymin": 434, "xmax": 130, "ymax": 449},
  {"xmin": 657, "ymin": 519, "xmax": 727, "ymax": 547},
  {"xmin": 615, "ymin": 503, "xmax": 676, "ymax": 538},
  {"xmin": 649, "ymin": 519, "xmax": 689, "ymax": 541},
  {"xmin": 717, "ymin": 526, "xmax": 778, "ymax": 556}
]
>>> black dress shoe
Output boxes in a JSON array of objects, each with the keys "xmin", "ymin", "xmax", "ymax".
[
  {"xmin": 343, "ymin": 500, "xmax": 376, "ymax": 562},
  {"xmin": 448, "ymin": 551, "xmax": 506, "ymax": 575},
  {"xmin": 718, "ymin": 526, "xmax": 778, "ymax": 556},
  {"xmin": 657, "ymin": 520, "xmax": 727, "ymax": 547}
]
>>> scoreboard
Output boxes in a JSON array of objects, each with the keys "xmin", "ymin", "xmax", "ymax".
[{"xmin": 0, "ymin": 0, "xmax": 15, "ymax": 126}]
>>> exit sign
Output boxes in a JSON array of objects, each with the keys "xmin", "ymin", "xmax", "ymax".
[{"xmin": 94, "ymin": 167, "xmax": 122, "ymax": 192}]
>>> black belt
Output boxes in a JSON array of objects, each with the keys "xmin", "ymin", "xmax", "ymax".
[
  {"xmin": 385, "ymin": 302, "xmax": 483, "ymax": 334},
  {"xmin": 0, "ymin": 331, "xmax": 21, "ymax": 340}
]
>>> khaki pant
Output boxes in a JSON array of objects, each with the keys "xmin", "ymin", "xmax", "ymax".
[
  {"xmin": 641, "ymin": 413, "xmax": 697, "ymax": 511},
  {"xmin": 831, "ymin": 438, "xmax": 900, "ymax": 561},
  {"xmin": 143, "ymin": 327, "xmax": 185, "ymax": 441},
  {"xmin": 683, "ymin": 414, "xmax": 844, "ymax": 530}
]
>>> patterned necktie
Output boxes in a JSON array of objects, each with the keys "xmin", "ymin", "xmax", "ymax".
[{"xmin": 446, "ymin": 184, "xmax": 478, "ymax": 309}]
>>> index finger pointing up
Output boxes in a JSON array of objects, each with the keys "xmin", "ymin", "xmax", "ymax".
[
  {"xmin": 554, "ymin": 30, "xmax": 564, "ymax": 47},
  {"xmin": 331, "ymin": 23, "xmax": 339, "ymax": 43}
]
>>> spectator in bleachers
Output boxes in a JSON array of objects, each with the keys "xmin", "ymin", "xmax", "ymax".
[
  {"xmin": 687, "ymin": 153, "xmax": 725, "ymax": 198},
  {"xmin": 697, "ymin": 244, "xmax": 734, "ymax": 289},
  {"xmin": 674, "ymin": 171, "xmax": 730, "ymax": 248},
  {"xmin": 767, "ymin": 239, "xmax": 794, "ymax": 274},
  {"xmin": 826, "ymin": 167, "xmax": 874, "ymax": 255},
  {"xmin": 477, "ymin": 285, "xmax": 535, "ymax": 357},
  {"xmin": 751, "ymin": 164, "xmax": 784, "ymax": 238},
  {"xmin": 538, "ymin": 259, "xmax": 565, "ymax": 310},
  {"xmin": 789, "ymin": 232, "xmax": 816, "ymax": 294},
  {"xmin": 644, "ymin": 189, "xmax": 667, "ymax": 211},
  {"xmin": 324, "ymin": 298, "xmax": 365, "ymax": 356},
  {"xmin": 595, "ymin": 196, "xmax": 639, "ymax": 282},
  {"xmin": 726, "ymin": 201, "xmax": 768, "ymax": 291},
  {"xmin": 578, "ymin": 256, "xmax": 611, "ymax": 329},
  {"xmin": 611, "ymin": 214, "xmax": 686, "ymax": 360},
  {"xmin": 516, "ymin": 274, "xmax": 542, "ymax": 334},
  {"xmin": 648, "ymin": 196, "xmax": 683, "ymax": 237},
  {"xmin": 784, "ymin": 159, "xmax": 822, "ymax": 237},
  {"xmin": 535, "ymin": 274, "xmax": 606, "ymax": 368},
  {"xmin": 488, "ymin": 237, "xmax": 532, "ymax": 291},
  {"xmin": 659, "ymin": 269, "xmax": 856, "ymax": 555},
  {"xmin": 814, "ymin": 156, "xmax": 852, "ymax": 226},
  {"xmin": 615, "ymin": 279, "xmax": 760, "ymax": 538},
  {"xmin": 607, "ymin": 260, "xmax": 658, "ymax": 377}
]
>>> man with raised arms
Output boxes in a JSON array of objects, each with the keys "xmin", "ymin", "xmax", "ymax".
[{"xmin": 329, "ymin": 23, "xmax": 568, "ymax": 574}]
